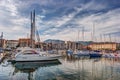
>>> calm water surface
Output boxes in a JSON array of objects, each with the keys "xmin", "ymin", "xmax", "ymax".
[{"xmin": 0, "ymin": 57, "xmax": 120, "ymax": 80}]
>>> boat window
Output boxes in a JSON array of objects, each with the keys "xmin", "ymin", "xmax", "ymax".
[
  {"xmin": 22, "ymin": 50, "xmax": 38, "ymax": 54},
  {"xmin": 17, "ymin": 50, "xmax": 21, "ymax": 52}
]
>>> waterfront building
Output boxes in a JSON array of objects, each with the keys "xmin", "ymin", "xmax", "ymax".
[
  {"xmin": 0, "ymin": 39, "xmax": 6, "ymax": 48},
  {"xmin": 116, "ymin": 43, "xmax": 120, "ymax": 50},
  {"xmin": 6, "ymin": 40, "xmax": 19, "ymax": 48},
  {"xmin": 35, "ymin": 42, "xmax": 45, "ymax": 49},
  {"xmin": 45, "ymin": 42, "xmax": 66, "ymax": 50},
  {"xmin": 44, "ymin": 39, "xmax": 66, "ymax": 50},
  {"xmin": 51, "ymin": 42, "xmax": 66, "ymax": 50},
  {"xmin": 88, "ymin": 42, "xmax": 117, "ymax": 50},
  {"xmin": 66, "ymin": 41, "xmax": 83, "ymax": 50},
  {"xmin": 19, "ymin": 38, "xmax": 32, "ymax": 47}
]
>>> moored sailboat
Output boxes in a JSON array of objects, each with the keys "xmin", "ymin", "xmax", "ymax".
[
  {"xmin": 8, "ymin": 47, "xmax": 62, "ymax": 63},
  {"xmin": 8, "ymin": 10, "xmax": 62, "ymax": 63}
]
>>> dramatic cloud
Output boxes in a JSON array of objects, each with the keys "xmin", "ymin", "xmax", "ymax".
[
  {"xmin": 0, "ymin": 0, "xmax": 30, "ymax": 39},
  {"xmin": 0, "ymin": 0, "xmax": 119, "ymax": 42}
]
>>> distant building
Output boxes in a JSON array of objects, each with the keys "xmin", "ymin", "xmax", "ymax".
[
  {"xmin": 45, "ymin": 41, "xmax": 66, "ymax": 50},
  {"xmin": 0, "ymin": 39, "xmax": 6, "ymax": 48},
  {"xmin": 88, "ymin": 42, "xmax": 117, "ymax": 50},
  {"xmin": 6, "ymin": 40, "xmax": 19, "ymax": 48},
  {"xmin": 44, "ymin": 39, "xmax": 66, "ymax": 50},
  {"xmin": 51, "ymin": 42, "xmax": 66, "ymax": 50},
  {"xmin": 66, "ymin": 41, "xmax": 83, "ymax": 50},
  {"xmin": 19, "ymin": 38, "xmax": 31, "ymax": 47},
  {"xmin": 35, "ymin": 42, "xmax": 44, "ymax": 49},
  {"xmin": 116, "ymin": 43, "xmax": 120, "ymax": 50}
]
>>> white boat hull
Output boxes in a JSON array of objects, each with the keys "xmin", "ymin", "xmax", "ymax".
[
  {"xmin": 8, "ymin": 48, "xmax": 62, "ymax": 62},
  {"xmin": 16, "ymin": 55, "xmax": 61, "ymax": 62},
  {"xmin": 9, "ymin": 54, "xmax": 62, "ymax": 62}
]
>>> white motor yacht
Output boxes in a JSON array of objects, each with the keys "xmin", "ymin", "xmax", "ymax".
[
  {"xmin": 8, "ymin": 48, "xmax": 62, "ymax": 63},
  {"xmin": 8, "ymin": 10, "xmax": 63, "ymax": 63}
]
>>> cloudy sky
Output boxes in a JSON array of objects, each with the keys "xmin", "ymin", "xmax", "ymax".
[{"xmin": 0, "ymin": 0, "xmax": 120, "ymax": 42}]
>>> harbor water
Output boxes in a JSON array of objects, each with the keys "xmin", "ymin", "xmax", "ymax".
[{"xmin": 0, "ymin": 57, "xmax": 120, "ymax": 80}]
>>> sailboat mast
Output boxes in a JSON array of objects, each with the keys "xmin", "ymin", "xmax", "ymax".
[
  {"xmin": 103, "ymin": 34, "xmax": 106, "ymax": 50},
  {"xmin": 78, "ymin": 29, "xmax": 80, "ymax": 50},
  {"xmin": 30, "ymin": 10, "xmax": 36, "ymax": 48},
  {"xmin": 92, "ymin": 23, "xmax": 95, "ymax": 50},
  {"xmin": 109, "ymin": 34, "xmax": 113, "ymax": 50},
  {"xmin": 100, "ymin": 34, "xmax": 102, "ymax": 50},
  {"xmin": 109, "ymin": 34, "xmax": 112, "ymax": 42},
  {"xmin": 30, "ymin": 11, "xmax": 33, "ymax": 48},
  {"xmin": 82, "ymin": 27, "xmax": 84, "ymax": 41},
  {"xmin": 33, "ymin": 10, "xmax": 35, "ymax": 43},
  {"xmin": 93, "ymin": 23, "xmax": 95, "ymax": 42}
]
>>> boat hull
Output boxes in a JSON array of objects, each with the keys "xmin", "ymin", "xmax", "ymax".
[
  {"xmin": 8, "ymin": 55, "xmax": 62, "ymax": 63},
  {"xmin": 8, "ymin": 59, "xmax": 59, "ymax": 63},
  {"xmin": 89, "ymin": 53, "xmax": 102, "ymax": 58}
]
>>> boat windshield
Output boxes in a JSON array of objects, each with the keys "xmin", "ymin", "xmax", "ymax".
[{"xmin": 22, "ymin": 50, "xmax": 38, "ymax": 54}]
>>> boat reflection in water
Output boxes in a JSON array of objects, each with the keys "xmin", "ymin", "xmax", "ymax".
[
  {"xmin": 12, "ymin": 60, "xmax": 61, "ymax": 80},
  {"xmin": 1, "ymin": 57, "xmax": 120, "ymax": 80}
]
